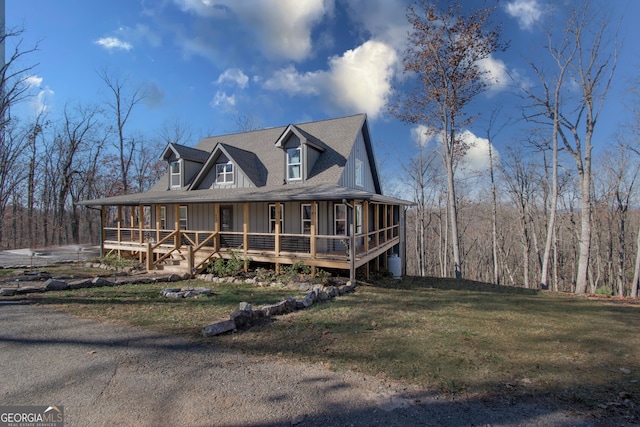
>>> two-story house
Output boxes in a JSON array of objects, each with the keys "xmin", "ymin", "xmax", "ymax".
[{"xmin": 81, "ymin": 114, "xmax": 411, "ymax": 278}]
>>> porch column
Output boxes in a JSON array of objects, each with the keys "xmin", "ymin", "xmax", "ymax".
[
  {"xmin": 117, "ymin": 205, "xmax": 122, "ymax": 257},
  {"xmin": 155, "ymin": 205, "xmax": 161, "ymax": 243},
  {"xmin": 100, "ymin": 206, "xmax": 106, "ymax": 257},
  {"xmin": 363, "ymin": 201, "xmax": 369, "ymax": 254},
  {"xmin": 243, "ymin": 202, "xmax": 249, "ymax": 272},
  {"xmin": 374, "ymin": 203, "xmax": 380, "ymax": 248},
  {"xmin": 138, "ymin": 204, "xmax": 144, "ymax": 262},
  {"xmin": 310, "ymin": 201, "xmax": 317, "ymax": 275},
  {"xmin": 275, "ymin": 202, "xmax": 281, "ymax": 273},
  {"xmin": 214, "ymin": 203, "xmax": 220, "ymax": 252},
  {"xmin": 350, "ymin": 199, "xmax": 356, "ymax": 284},
  {"xmin": 174, "ymin": 204, "xmax": 180, "ymax": 249},
  {"xmin": 383, "ymin": 204, "xmax": 388, "ymax": 243},
  {"xmin": 130, "ymin": 207, "xmax": 135, "ymax": 242}
]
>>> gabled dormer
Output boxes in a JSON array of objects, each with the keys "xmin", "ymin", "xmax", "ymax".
[
  {"xmin": 160, "ymin": 143, "xmax": 209, "ymax": 190},
  {"xmin": 190, "ymin": 143, "xmax": 266, "ymax": 190},
  {"xmin": 275, "ymin": 125, "xmax": 326, "ymax": 184}
]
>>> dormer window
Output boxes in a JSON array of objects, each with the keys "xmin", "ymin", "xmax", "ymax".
[
  {"xmin": 170, "ymin": 161, "xmax": 181, "ymax": 188},
  {"xmin": 216, "ymin": 161, "xmax": 234, "ymax": 184},
  {"xmin": 287, "ymin": 147, "xmax": 301, "ymax": 180}
]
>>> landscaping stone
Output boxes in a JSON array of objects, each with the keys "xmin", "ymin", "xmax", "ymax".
[
  {"xmin": 230, "ymin": 309, "xmax": 254, "ymax": 328},
  {"xmin": 68, "ymin": 278, "xmax": 93, "ymax": 289},
  {"xmin": 15, "ymin": 286, "xmax": 45, "ymax": 294},
  {"xmin": 202, "ymin": 319, "xmax": 236, "ymax": 337},
  {"xmin": 0, "ymin": 288, "xmax": 16, "ymax": 296},
  {"xmin": 239, "ymin": 302, "xmax": 252, "ymax": 311},
  {"xmin": 92, "ymin": 277, "xmax": 115, "ymax": 287},
  {"xmin": 168, "ymin": 274, "xmax": 183, "ymax": 282},
  {"xmin": 45, "ymin": 279, "xmax": 69, "ymax": 291}
]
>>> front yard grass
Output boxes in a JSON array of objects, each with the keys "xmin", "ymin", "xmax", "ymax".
[{"xmin": 6, "ymin": 273, "xmax": 640, "ymax": 411}]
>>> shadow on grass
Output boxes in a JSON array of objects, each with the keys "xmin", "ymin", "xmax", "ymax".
[{"xmin": 372, "ymin": 276, "xmax": 541, "ymax": 295}]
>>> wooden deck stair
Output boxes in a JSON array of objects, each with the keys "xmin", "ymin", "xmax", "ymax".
[{"xmin": 156, "ymin": 247, "xmax": 219, "ymax": 275}]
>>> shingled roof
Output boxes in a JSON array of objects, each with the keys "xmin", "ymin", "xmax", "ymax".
[{"xmin": 81, "ymin": 114, "xmax": 410, "ymax": 206}]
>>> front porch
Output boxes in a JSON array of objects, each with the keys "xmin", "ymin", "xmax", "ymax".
[{"xmin": 100, "ymin": 201, "xmax": 402, "ymax": 277}]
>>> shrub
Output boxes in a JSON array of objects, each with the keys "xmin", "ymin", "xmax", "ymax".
[
  {"xmin": 100, "ymin": 254, "xmax": 139, "ymax": 270},
  {"xmin": 206, "ymin": 250, "xmax": 249, "ymax": 277}
]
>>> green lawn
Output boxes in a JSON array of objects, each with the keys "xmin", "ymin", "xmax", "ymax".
[{"xmin": 8, "ymin": 273, "xmax": 640, "ymax": 410}]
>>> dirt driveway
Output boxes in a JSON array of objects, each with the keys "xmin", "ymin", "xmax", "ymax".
[{"xmin": 0, "ymin": 301, "xmax": 596, "ymax": 427}]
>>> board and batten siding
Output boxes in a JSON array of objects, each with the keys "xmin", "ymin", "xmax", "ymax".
[
  {"xmin": 146, "ymin": 201, "xmax": 341, "ymax": 236},
  {"xmin": 195, "ymin": 154, "xmax": 255, "ymax": 190},
  {"xmin": 338, "ymin": 129, "xmax": 376, "ymax": 192}
]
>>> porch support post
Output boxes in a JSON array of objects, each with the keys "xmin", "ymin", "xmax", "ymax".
[
  {"xmin": 155, "ymin": 205, "xmax": 161, "ymax": 243},
  {"xmin": 383, "ymin": 204, "xmax": 388, "ymax": 243},
  {"xmin": 187, "ymin": 245, "xmax": 194, "ymax": 276},
  {"xmin": 138, "ymin": 205, "xmax": 144, "ymax": 244},
  {"xmin": 146, "ymin": 242, "xmax": 153, "ymax": 272},
  {"xmin": 374, "ymin": 203, "xmax": 380, "ymax": 249},
  {"xmin": 349, "ymin": 199, "xmax": 356, "ymax": 285},
  {"xmin": 117, "ymin": 205, "xmax": 122, "ymax": 257},
  {"xmin": 243, "ymin": 202, "xmax": 249, "ymax": 272},
  {"xmin": 310, "ymin": 201, "xmax": 317, "ymax": 275},
  {"xmin": 214, "ymin": 203, "xmax": 220, "ymax": 252},
  {"xmin": 363, "ymin": 201, "xmax": 369, "ymax": 254},
  {"xmin": 174, "ymin": 204, "xmax": 180, "ymax": 249},
  {"xmin": 100, "ymin": 206, "xmax": 106, "ymax": 258},
  {"xmin": 138, "ymin": 205, "xmax": 144, "ymax": 263},
  {"xmin": 275, "ymin": 202, "xmax": 281, "ymax": 274},
  {"xmin": 130, "ymin": 207, "xmax": 135, "ymax": 241}
]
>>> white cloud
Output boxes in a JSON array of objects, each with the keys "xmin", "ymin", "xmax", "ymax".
[
  {"xmin": 263, "ymin": 66, "xmax": 324, "ymax": 95},
  {"xmin": 263, "ymin": 40, "xmax": 397, "ymax": 118},
  {"xmin": 342, "ymin": 0, "xmax": 410, "ymax": 54},
  {"xmin": 25, "ymin": 75, "xmax": 43, "ymax": 88},
  {"xmin": 477, "ymin": 55, "xmax": 511, "ymax": 92},
  {"xmin": 458, "ymin": 130, "xmax": 497, "ymax": 174},
  {"xmin": 31, "ymin": 87, "xmax": 54, "ymax": 115},
  {"xmin": 328, "ymin": 40, "xmax": 397, "ymax": 118},
  {"xmin": 211, "ymin": 90, "xmax": 236, "ymax": 109},
  {"xmin": 410, "ymin": 125, "xmax": 438, "ymax": 148},
  {"xmin": 216, "ymin": 68, "xmax": 249, "ymax": 89},
  {"xmin": 95, "ymin": 37, "xmax": 133, "ymax": 51},
  {"xmin": 505, "ymin": 0, "xmax": 544, "ymax": 30},
  {"xmin": 174, "ymin": 0, "xmax": 332, "ymax": 61}
]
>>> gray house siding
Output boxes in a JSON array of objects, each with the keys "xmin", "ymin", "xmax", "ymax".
[
  {"xmin": 338, "ymin": 129, "xmax": 376, "ymax": 192},
  {"xmin": 196, "ymin": 153, "xmax": 255, "ymax": 190}
]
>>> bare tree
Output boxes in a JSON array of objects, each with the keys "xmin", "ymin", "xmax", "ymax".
[
  {"xmin": 390, "ymin": 0, "xmax": 506, "ymax": 279},
  {"xmin": 97, "ymin": 69, "xmax": 146, "ymax": 194}
]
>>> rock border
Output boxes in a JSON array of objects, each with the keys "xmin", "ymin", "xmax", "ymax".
[
  {"xmin": 0, "ymin": 272, "xmax": 191, "ymax": 296},
  {"xmin": 201, "ymin": 281, "xmax": 356, "ymax": 337}
]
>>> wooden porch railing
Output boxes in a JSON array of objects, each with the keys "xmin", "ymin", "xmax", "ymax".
[{"xmin": 103, "ymin": 224, "xmax": 400, "ymax": 272}]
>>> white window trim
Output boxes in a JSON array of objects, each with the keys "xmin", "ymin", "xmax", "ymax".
[
  {"xmin": 160, "ymin": 206, "xmax": 166, "ymax": 230},
  {"xmin": 170, "ymin": 160, "xmax": 181, "ymax": 188},
  {"xmin": 287, "ymin": 147, "xmax": 302, "ymax": 181},
  {"xmin": 179, "ymin": 205, "xmax": 188, "ymax": 230},
  {"xmin": 269, "ymin": 203, "xmax": 284, "ymax": 233},
  {"xmin": 355, "ymin": 204, "xmax": 362, "ymax": 234},
  {"xmin": 216, "ymin": 161, "xmax": 234, "ymax": 184},
  {"xmin": 355, "ymin": 159, "xmax": 363, "ymax": 187},
  {"xmin": 301, "ymin": 203, "xmax": 317, "ymax": 234},
  {"xmin": 334, "ymin": 203, "xmax": 347, "ymax": 236}
]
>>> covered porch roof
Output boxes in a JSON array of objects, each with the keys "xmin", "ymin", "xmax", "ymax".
[{"xmin": 79, "ymin": 184, "xmax": 413, "ymax": 207}]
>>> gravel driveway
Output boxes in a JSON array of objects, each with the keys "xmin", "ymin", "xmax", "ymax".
[{"xmin": 0, "ymin": 301, "xmax": 596, "ymax": 427}]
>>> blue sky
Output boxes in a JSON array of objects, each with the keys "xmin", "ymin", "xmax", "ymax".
[{"xmin": 6, "ymin": 0, "xmax": 640, "ymax": 198}]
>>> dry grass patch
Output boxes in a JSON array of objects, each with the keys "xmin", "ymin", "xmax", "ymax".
[{"xmin": 5, "ymin": 273, "xmax": 640, "ymax": 412}]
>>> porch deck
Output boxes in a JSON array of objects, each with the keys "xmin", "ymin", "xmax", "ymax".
[{"xmin": 102, "ymin": 224, "xmax": 400, "ymax": 275}]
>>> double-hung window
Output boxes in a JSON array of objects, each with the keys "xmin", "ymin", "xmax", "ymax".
[
  {"xmin": 160, "ymin": 206, "xmax": 166, "ymax": 230},
  {"xmin": 179, "ymin": 206, "xmax": 188, "ymax": 229},
  {"xmin": 334, "ymin": 204, "xmax": 347, "ymax": 235},
  {"xmin": 355, "ymin": 204, "xmax": 362, "ymax": 234},
  {"xmin": 287, "ymin": 147, "xmax": 301, "ymax": 180},
  {"xmin": 301, "ymin": 204, "xmax": 316, "ymax": 234},
  {"xmin": 269, "ymin": 204, "xmax": 284, "ymax": 233},
  {"xmin": 170, "ymin": 161, "xmax": 181, "ymax": 188},
  {"xmin": 216, "ymin": 162, "xmax": 233, "ymax": 184},
  {"xmin": 355, "ymin": 159, "xmax": 363, "ymax": 187}
]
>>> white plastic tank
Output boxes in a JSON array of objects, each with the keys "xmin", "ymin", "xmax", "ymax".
[{"xmin": 388, "ymin": 254, "xmax": 401, "ymax": 278}]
